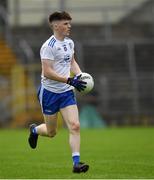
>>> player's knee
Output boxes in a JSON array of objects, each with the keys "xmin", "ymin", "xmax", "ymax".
[
  {"xmin": 47, "ymin": 129, "xmax": 57, "ymax": 138},
  {"xmin": 71, "ymin": 121, "xmax": 80, "ymax": 132}
]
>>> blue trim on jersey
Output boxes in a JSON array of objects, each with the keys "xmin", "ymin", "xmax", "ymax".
[
  {"xmin": 51, "ymin": 39, "xmax": 56, "ymax": 47},
  {"xmin": 48, "ymin": 37, "xmax": 56, "ymax": 47},
  {"xmin": 48, "ymin": 37, "xmax": 55, "ymax": 46},
  {"xmin": 37, "ymin": 86, "xmax": 77, "ymax": 115}
]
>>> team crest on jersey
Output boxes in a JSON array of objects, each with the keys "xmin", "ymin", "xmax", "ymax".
[{"xmin": 63, "ymin": 44, "xmax": 67, "ymax": 51}]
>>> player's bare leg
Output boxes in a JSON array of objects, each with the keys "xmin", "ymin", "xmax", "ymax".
[
  {"xmin": 28, "ymin": 113, "xmax": 57, "ymax": 148},
  {"xmin": 61, "ymin": 105, "xmax": 80, "ymax": 152},
  {"xmin": 60, "ymin": 105, "xmax": 89, "ymax": 173},
  {"xmin": 37, "ymin": 114, "xmax": 57, "ymax": 137}
]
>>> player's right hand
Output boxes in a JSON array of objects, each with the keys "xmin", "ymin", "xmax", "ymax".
[{"xmin": 67, "ymin": 74, "xmax": 87, "ymax": 92}]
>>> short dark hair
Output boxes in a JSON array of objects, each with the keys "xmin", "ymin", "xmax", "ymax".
[{"xmin": 49, "ymin": 11, "xmax": 72, "ymax": 23}]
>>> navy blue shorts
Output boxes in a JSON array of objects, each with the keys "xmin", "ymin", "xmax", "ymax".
[{"xmin": 37, "ymin": 86, "xmax": 77, "ymax": 115}]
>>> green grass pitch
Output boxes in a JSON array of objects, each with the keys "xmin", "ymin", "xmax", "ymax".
[{"xmin": 0, "ymin": 127, "xmax": 154, "ymax": 179}]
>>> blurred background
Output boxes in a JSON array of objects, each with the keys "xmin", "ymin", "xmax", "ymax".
[{"xmin": 0, "ymin": 0, "xmax": 154, "ymax": 128}]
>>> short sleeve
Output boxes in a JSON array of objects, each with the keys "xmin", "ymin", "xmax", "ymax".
[{"xmin": 40, "ymin": 46, "xmax": 54, "ymax": 60}]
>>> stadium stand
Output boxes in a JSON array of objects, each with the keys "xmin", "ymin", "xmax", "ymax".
[
  {"xmin": 0, "ymin": 0, "xmax": 154, "ymax": 126},
  {"xmin": 0, "ymin": 38, "xmax": 16, "ymax": 125},
  {"xmin": 0, "ymin": 38, "xmax": 16, "ymax": 76},
  {"xmin": 0, "ymin": 37, "xmax": 41, "ymax": 127}
]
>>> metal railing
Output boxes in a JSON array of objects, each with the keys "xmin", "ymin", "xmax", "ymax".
[{"xmin": 80, "ymin": 39, "xmax": 154, "ymax": 118}]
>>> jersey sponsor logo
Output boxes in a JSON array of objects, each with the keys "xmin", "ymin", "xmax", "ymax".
[
  {"xmin": 59, "ymin": 54, "xmax": 71, "ymax": 66},
  {"xmin": 48, "ymin": 38, "xmax": 56, "ymax": 47},
  {"xmin": 64, "ymin": 54, "xmax": 71, "ymax": 62}
]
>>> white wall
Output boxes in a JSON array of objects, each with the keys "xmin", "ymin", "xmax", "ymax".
[{"xmin": 8, "ymin": 0, "xmax": 147, "ymax": 26}]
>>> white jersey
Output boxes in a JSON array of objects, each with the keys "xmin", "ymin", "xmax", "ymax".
[{"xmin": 40, "ymin": 35, "xmax": 74, "ymax": 93}]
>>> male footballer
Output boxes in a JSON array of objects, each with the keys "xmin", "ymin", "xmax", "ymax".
[{"xmin": 28, "ymin": 11, "xmax": 89, "ymax": 173}]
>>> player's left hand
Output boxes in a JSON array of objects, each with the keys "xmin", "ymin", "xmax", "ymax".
[{"xmin": 67, "ymin": 74, "xmax": 87, "ymax": 92}]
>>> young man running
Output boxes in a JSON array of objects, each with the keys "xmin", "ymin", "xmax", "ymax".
[{"xmin": 28, "ymin": 11, "xmax": 89, "ymax": 173}]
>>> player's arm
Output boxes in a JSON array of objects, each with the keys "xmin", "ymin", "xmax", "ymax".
[
  {"xmin": 67, "ymin": 55, "xmax": 86, "ymax": 91},
  {"xmin": 70, "ymin": 55, "xmax": 82, "ymax": 75},
  {"xmin": 42, "ymin": 59, "xmax": 68, "ymax": 83},
  {"xmin": 42, "ymin": 58, "xmax": 86, "ymax": 92}
]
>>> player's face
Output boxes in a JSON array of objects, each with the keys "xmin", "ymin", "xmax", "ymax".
[{"xmin": 56, "ymin": 20, "xmax": 71, "ymax": 37}]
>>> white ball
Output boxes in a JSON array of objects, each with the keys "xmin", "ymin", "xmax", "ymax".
[{"xmin": 79, "ymin": 72, "xmax": 94, "ymax": 94}]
